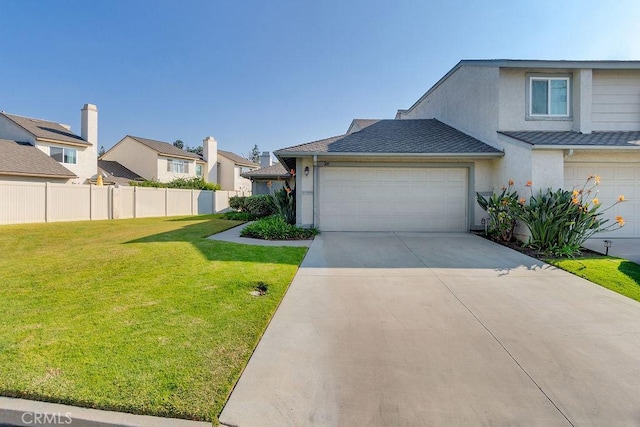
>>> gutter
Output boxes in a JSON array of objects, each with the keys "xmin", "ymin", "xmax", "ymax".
[
  {"xmin": 273, "ymin": 151, "xmax": 504, "ymax": 158},
  {"xmin": 0, "ymin": 171, "xmax": 77, "ymax": 179},
  {"xmin": 37, "ymin": 137, "xmax": 91, "ymax": 147}
]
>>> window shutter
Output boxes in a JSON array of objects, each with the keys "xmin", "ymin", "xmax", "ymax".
[
  {"xmin": 184, "ymin": 162, "xmax": 189, "ymax": 174},
  {"xmin": 167, "ymin": 159, "xmax": 172, "ymax": 172}
]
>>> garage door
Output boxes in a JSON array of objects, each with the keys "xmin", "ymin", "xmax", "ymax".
[
  {"xmin": 318, "ymin": 167, "xmax": 468, "ymax": 232},
  {"xmin": 565, "ymin": 163, "xmax": 640, "ymax": 237}
]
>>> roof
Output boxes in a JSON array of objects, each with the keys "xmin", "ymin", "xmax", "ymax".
[
  {"xmin": 218, "ymin": 150, "xmax": 259, "ymax": 167},
  {"xmin": 276, "ymin": 119, "xmax": 502, "ymax": 156},
  {"xmin": 241, "ymin": 162, "xmax": 290, "ymax": 179},
  {"xmin": 499, "ymin": 130, "xmax": 640, "ymax": 147},
  {"xmin": 398, "ymin": 59, "xmax": 640, "ymax": 117},
  {"xmin": 128, "ymin": 135, "xmax": 201, "ymax": 159},
  {"xmin": 347, "ymin": 119, "xmax": 381, "ymax": 134},
  {"xmin": 0, "ymin": 139, "xmax": 76, "ymax": 178},
  {"xmin": 98, "ymin": 160, "xmax": 144, "ymax": 181},
  {"xmin": 0, "ymin": 112, "xmax": 90, "ymax": 146}
]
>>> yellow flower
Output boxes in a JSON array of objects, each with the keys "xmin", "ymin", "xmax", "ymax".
[
  {"xmin": 519, "ymin": 198, "xmax": 526, "ymax": 205},
  {"xmin": 572, "ymin": 190, "xmax": 579, "ymax": 197},
  {"xmin": 595, "ymin": 175, "xmax": 601, "ymax": 184},
  {"xmin": 571, "ymin": 198, "xmax": 579, "ymax": 205},
  {"xmin": 618, "ymin": 195, "xmax": 625, "ymax": 202},
  {"xmin": 508, "ymin": 179, "xmax": 514, "ymax": 186},
  {"xmin": 526, "ymin": 181, "xmax": 532, "ymax": 187},
  {"xmin": 616, "ymin": 216, "xmax": 625, "ymax": 226},
  {"xmin": 592, "ymin": 198, "xmax": 599, "ymax": 205},
  {"xmin": 501, "ymin": 199, "xmax": 508, "ymax": 206}
]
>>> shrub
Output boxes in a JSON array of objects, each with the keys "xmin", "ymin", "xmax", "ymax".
[
  {"xmin": 229, "ymin": 195, "xmax": 275, "ymax": 218},
  {"xmin": 240, "ymin": 216, "xmax": 319, "ymax": 240},
  {"xmin": 130, "ymin": 177, "xmax": 220, "ymax": 190},
  {"xmin": 222, "ymin": 211, "xmax": 258, "ymax": 221},
  {"xmin": 476, "ymin": 181, "xmax": 519, "ymax": 242},
  {"xmin": 229, "ymin": 196, "xmax": 246, "ymax": 211},
  {"xmin": 270, "ymin": 187, "xmax": 296, "ymax": 225}
]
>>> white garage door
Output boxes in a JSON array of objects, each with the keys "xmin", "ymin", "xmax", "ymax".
[
  {"xmin": 318, "ymin": 167, "xmax": 468, "ymax": 232},
  {"xmin": 565, "ymin": 163, "xmax": 640, "ymax": 237}
]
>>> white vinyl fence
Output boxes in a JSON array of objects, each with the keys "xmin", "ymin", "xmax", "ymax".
[{"xmin": 0, "ymin": 182, "xmax": 243, "ymax": 224}]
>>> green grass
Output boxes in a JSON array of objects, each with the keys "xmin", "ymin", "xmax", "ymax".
[
  {"xmin": 0, "ymin": 215, "xmax": 307, "ymax": 422},
  {"xmin": 547, "ymin": 256, "xmax": 640, "ymax": 303}
]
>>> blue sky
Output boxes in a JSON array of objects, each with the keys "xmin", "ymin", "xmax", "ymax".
[{"xmin": 1, "ymin": 0, "xmax": 639, "ymax": 157}]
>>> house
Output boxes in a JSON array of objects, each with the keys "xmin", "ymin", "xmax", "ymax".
[
  {"xmin": 101, "ymin": 135, "xmax": 258, "ymax": 192},
  {"xmin": 93, "ymin": 160, "xmax": 145, "ymax": 186},
  {"xmin": 275, "ymin": 60, "xmax": 640, "ymax": 237},
  {"xmin": 241, "ymin": 151, "xmax": 291, "ymax": 194},
  {"xmin": 0, "ymin": 104, "xmax": 98, "ymax": 183}
]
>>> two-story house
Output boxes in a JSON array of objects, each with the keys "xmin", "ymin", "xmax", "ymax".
[
  {"xmin": 0, "ymin": 104, "xmax": 98, "ymax": 183},
  {"xmin": 101, "ymin": 135, "xmax": 258, "ymax": 192},
  {"xmin": 275, "ymin": 60, "xmax": 640, "ymax": 237}
]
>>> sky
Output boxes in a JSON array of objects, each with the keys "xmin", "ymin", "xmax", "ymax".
[{"xmin": 1, "ymin": 0, "xmax": 639, "ymax": 158}]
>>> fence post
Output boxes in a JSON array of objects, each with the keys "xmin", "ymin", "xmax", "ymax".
[
  {"xmin": 89, "ymin": 185, "xmax": 93, "ymax": 220},
  {"xmin": 133, "ymin": 186, "xmax": 137, "ymax": 218},
  {"xmin": 191, "ymin": 189, "xmax": 195, "ymax": 215},
  {"xmin": 165, "ymin": 188, "xmax": 168, "ymax": 217},
  {"xmin": 44, "ymin": 182, "xmax": 50, "ymax": 223}
]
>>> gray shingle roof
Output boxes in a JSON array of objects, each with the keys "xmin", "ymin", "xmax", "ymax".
[
  {"xmin": 241, "ymin": 162, "xmax": 290, "ymax": 179},
  {"xmin": 347, "ymin": 119, "xmax": 381, "ymax": 134},
  {"xmin": 499, "ymin": 130, "xmax": 640, "ymax": 147},
  {"xmin": 0, "ymin": 139, "xmax": 76, "ymax": 178},
  {"xmin": 98, "ymin": 160, "xmax": 144, "ymax": 181},
  {"xmin": 1, "ymin": 113, "xmax": 89, "ymax": 146},
  {"xmin": 218, "ymin": 150, "xmax": 259, "ymax": 167},
  {"xmin": 277, "ymin": 119, "xmax": 502, "ymax": 155},
  {"xmin": 128, "ymin": 136, "xmax": 201, "ymax": 159}
]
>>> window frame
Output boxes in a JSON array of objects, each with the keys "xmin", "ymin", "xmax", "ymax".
[
  {"xmin": 526, "ymin": 74, "xmax": 571, "ymax": 120},
  {"xmin": 50, "ymin": 146, "xmax": 77, "ymax": 165},
  {"xmin": 167, "ymin": 159, "xmax": 189, "ymax": 174},
  {"xmin": 195, "ymin": 163, "xmax": 203, "ymax": 177}
]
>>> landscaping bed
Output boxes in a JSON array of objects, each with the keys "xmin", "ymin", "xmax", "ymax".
[{"xmin": 0, "ymin": 215, "xmax": 307, "ymax": 422}]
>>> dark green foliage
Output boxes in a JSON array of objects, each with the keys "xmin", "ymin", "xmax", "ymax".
[
  {"xmin": 130, "ymin": 177, "xmax": 220, "ymax": 190},
  {"xmin": 222, "ymin": 211, "xmax": 258, "ymax": 221},
  {"xmin": 241, "ymin": 216, "xmax": 319, "ymax": 240},
  {"xmin": 270, "ymin": 187, "xmax": 296, "ymax": 225},
  {"xmin": 229, "ymin": 195, "xmax": 275, "ymax": 217},
  {"xmin": 476, "ymin": 182, "xmax": 519, "ymax": 242}
]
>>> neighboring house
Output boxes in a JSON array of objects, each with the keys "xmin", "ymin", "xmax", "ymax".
[
  {"xmin": 275, "ymin": 60, "xmax": 640, "ymax": 237},
  {"xmin": 217, "ymin": 150, "xmax": 259, "ymax": 193},
  {"xmin": 0, "ymin": 104, "xmax": 98, "ymax": 183},
  {"xmin": 101, "ymin": 135, "xmax": 258, "ymax": 192},
  {"xmin": 93, "ymin": 159, "xmax": 145, "ymax": 186},
  {"xmin": 241, "ymin": 151, "xmax": 291, "ymax": 194}
]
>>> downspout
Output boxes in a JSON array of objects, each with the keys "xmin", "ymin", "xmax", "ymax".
[{"xmin": 313, "ymin": 155, "xmax": 318, "ymax": 227}]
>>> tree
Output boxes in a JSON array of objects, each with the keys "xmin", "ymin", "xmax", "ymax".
[
  {"xmin": 98, "ymin": 145, "xmax": 105, "ymax": 157},
  {"xmin": 186, "ymin": 146, "xmax": 203, "ymax": 156},
  {"xmin": 173, "ymin": 140, "xmax": 184, "ymax": 150},
  {"xmin": 247, "ymin": 144, "xmax": 260, "ymax": 163}
]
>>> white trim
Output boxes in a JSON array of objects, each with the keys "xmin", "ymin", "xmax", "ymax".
[
  {"xmin": 529, "ymin": 76, "xmax": 570, "ymax": 117},
  {"xmin": 50, "ymin": 146, "xmax": 78, "ymax": 165}
]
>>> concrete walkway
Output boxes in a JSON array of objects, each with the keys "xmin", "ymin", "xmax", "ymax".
[
  {"xmin": 220, "ymin": 232, "xmax": 640, "ymax": 426},
  {"xmin": 583, "ymin": 237, "xmax": 640, "ymax": 264},
  {"xmin": 208, "ymin": 222, "xmax": 313, "ymax": 247}
]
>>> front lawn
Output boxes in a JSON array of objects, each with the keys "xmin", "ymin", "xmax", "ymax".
[
  {"xmin": 0, "ymin": 215, "xmax": 307, "ymax": 422},
  {"xmin": 547, "ymin": 257, "xmax": 640, "ymax": 303}
]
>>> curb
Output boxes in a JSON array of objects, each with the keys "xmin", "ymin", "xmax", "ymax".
[{"xmin": 0, "ymin": 397, "xmax": 211, "ymax": 427}]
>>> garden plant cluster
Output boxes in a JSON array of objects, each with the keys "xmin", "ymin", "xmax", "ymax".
[{"xmin": 477, "ymin": 176, "xmax": 626, "ymax": 257}]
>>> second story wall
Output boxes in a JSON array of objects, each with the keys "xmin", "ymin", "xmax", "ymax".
[
  {"xmin": 398, "ymin": 65, "xmax": 501, "ymax": 146},
  {"xmin": 102, "ymin": 137, "xmax": 158, "ymax": 181},
  {"xmin": 35, "ymin": 141, "xmax": 96, "ymax": 184},
  {"xmin": 592, "ymin": 69, "xmax": 640, "ymax": 131},
  {"xmin": 156, "ymin": 156, "xmax": 198, "ymax": 183}
]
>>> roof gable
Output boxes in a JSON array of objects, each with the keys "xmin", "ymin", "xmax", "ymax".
[
  {"xmin": 241, "ymin": 162, "xmax": 290, "ymax": 178},
  {"xmin": 218, "ymin": 150, "xmax": 259, "ymax": 167},
  {"xmin": 1, "ymin": 113, "xmax": 89, "ymax": 146},
  {"xmin": 128, "ymin": 136, "xmax": 201, "ymax": 159},
  {"xmin": 0, "ymin": 139, "xmax": 76, "ymax": 178}
]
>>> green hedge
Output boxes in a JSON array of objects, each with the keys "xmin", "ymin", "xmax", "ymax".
[
  {"xmin": 240, "ymin": 216, "xmax": 318, "ymax": 240},
  {"xmin": 229, "ymin": 195, "xmax": 275, "ymax": 217},
  {"xmin": 130, "ymin": 177, "xmax": 220, "ymax": 190}
]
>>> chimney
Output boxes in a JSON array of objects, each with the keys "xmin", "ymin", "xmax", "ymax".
[
  {"xmin": 203, "ymin": 136, "xmax": 218, "ymax": 184},
  {"xmin": 81, "ymin": 104, "xmax": 98, "ymax": 146},
  {"xmin": 260, "ymin": 151, "xmax": 272, "ymax": 168}
]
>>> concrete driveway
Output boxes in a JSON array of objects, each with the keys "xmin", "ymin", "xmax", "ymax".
[{"xmin": 220, "ymin": 233, "xmax": 640, "ymax": 426}]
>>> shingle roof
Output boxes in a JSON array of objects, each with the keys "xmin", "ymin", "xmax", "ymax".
[
  {"xmin": 98, "ymin": 160, "xmax": 144, "ymax": 181},
  {"xmin": 218, "ymin": 150, "xmax": 260, "ymax": 167},
  {"xmin": 1, "ymin": 113, "xmax": 89, "ymax": 146},
  {"xmin": 0, "ymin": 139, "xmax": 76, "ymax": 178},
  {"xmin": 241, "ymin": 162, "xmax": 290, "ymax": 179},
  {"xmin": 347, "ymin": 119, "xmax": 381, "ymax": 134},
  {"xmin": 499, "ymin": 130, "xmax": 640, "ymax": 147},
  {"xmin": 128, "ymin": 135, "xmax": 201, "ymax": 159},
  {"xmin": 277, "ymin": 119, "xmax": 502, "ymax": 155}
]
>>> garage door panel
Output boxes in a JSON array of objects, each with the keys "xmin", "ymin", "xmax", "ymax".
[
  {"xmin": 318, "ymin": 167, "xmax": 468, "ymax": 232},
  {"xmin": 565, "ymin": 163, "xmax": 640, "ymax": 237}
]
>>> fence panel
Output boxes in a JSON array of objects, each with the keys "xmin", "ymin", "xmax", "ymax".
[
  {"xmin": 135, "ymin": 187, "xmax": 166, "ymax": 218},
  {"xmin": 167, "ymin": 189, "xmax": 193, "ymax": 216},
  {"xmin": 195, "ymin": 190, "xmax": 214, "ymax": 214},
  {"xmin": 91, "ymin": 186, "xmax": 112, "ymax": 220},
  {"xmin": 120, "ymin": 187, "xmax": 135, "ymax": 219},
  {"xmin": 49, "ymin": 184, "xmax": 91, "ymax": 222},
  {"xmin": 0, "ymin": 182, "xmax": 46, "ymax": 224}
]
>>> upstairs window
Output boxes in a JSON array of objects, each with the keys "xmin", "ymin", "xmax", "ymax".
[
  {"xmin": 167, "ymin": 159, "xmax": 189, "ymax": 173},
  {"xmin": 529, "ymin": 77, "xmax": 570, "ymax": 117},
  {"xmin": 195, "ymin": 164, "xmax": 203, "ymax": 176},
  {"xmin": 50, "ymin": 147, "xmax": 77, "ymax": 164}
]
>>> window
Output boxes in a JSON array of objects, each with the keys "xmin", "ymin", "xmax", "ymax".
[
  {"xmin": 529, "ymin": 77, "xmax": 570, "ymax": 117},
  {"xmin": 196, "ymin": 164, "xmax": 203, "ymax": 176},
  {"xmin": 50, "ymin": 147, "xmax": 77, "ymax": 164},
  {"xmin": 167, "ymin": 159, "xmax": 189, "ymax": 173}
]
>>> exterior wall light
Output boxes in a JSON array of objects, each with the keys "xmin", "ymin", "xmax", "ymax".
[{"xmin": 304, "ymin": 166, "xmax": 310, "ymax": 176}]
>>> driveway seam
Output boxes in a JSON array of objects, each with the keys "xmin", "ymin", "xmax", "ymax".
[{"xmin": 392, "ymin": 232, "xmax": 575, "ymax": 427}]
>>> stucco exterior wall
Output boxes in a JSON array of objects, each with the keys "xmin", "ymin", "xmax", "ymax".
[
  {"xmin": 494, "ymin": 135, "xmax": 534, "ymax": 195},
  {"xmin": 102, "ymin": 137, "xmax": 159, "ymax": 181},
  {"xmin": 531, "ymin": 150, "xmax": 565, "ymax": 190},
  {"xmin": 499, "ymin": 69, "xmax": 575, "ymax": 132},
  {"xmin": 399, "ymin": 65, "xmax": 501, "ymax": 146},
  {"xmin": 217, "ymin": 156, "xmax": 235, "ymax": 191},
  {"xmin": 156, "ymin": 156, "xmax": 198, "ymax": 183},
  {"xmin": 35, "ymin": 141, "xmax": 96, "ymax": 184},
  {"xmin": 296, "ymin": 157, "xmax": 315, "ymax": 227},
  {"xmin": 0, "ymin": 116, "xmax": 37, "ymax": 144},
  {"xmin": 592, "ymin": 70, "xmax": 640, "ymax": 131}
]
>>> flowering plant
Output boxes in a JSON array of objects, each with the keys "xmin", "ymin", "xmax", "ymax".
[{"xmin": 476, "ymin": 180, "xmax": 519, "ymax": 242}]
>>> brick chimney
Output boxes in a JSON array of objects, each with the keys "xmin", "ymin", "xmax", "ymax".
[
  {"xmin": 81, "ymin": 104, "xmax": 98, "ymax": 146},
  {"xmin": 203, "ymin": 136, "xmax": 218, "ymax": 184},
  {"xmin": 260, "ymin": 151, "xmax": 272, "ymax": 168}
]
